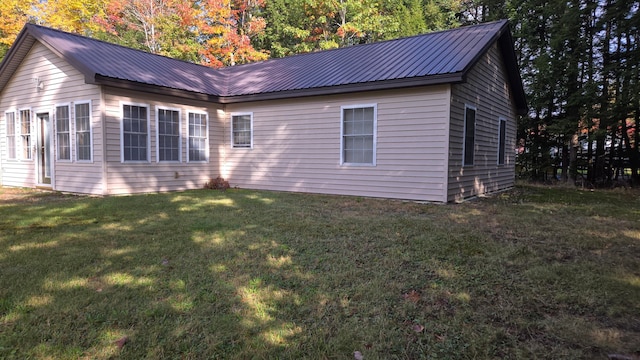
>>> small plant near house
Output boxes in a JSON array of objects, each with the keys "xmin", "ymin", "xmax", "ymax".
[{"xmin": 204, "ymin": 176, "xmax": 230, "ymax": 190}]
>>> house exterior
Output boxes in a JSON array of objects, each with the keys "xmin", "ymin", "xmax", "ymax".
[{"xmin": 0, "ymin": 20, "xmax": 527, "ymax": 202}]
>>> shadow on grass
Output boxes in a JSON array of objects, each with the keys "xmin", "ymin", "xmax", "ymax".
[
  {"xmin": 0, "ymin": 189, "xmax": 326, "ymax": 359},
  {"xmin": 1, "ymin": 185, "xmax": 639, "ymax": 359}
]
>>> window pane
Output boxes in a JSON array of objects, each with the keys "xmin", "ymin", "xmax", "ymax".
[
  {"xmin": 6, "ymin": 112, "xmax": 16, "ymax": 159},
  {"xmin": 20, "ymin": 110, "xmax": 32, "ymax": 159},
  {"xmin": 342, "ymin": 106, "xmax": 374, "ymax": 164},
  {"xmin": 158, "ymin": 109, "xmax": 180, "ymax": 161},
  {"xmin": 56, "ymin": 106, "xmax": 71, "ymax": 160},
  {"xmin": 122, "ymin": 105, "xmax": 147, "ymax": 161},
  {"xmin": 498, "ymin": 119, "xmax": 506, "ymax": 165},
  {"xmin": 189, "ymin": 112, "xmax": 207, "ymax": 161},
  {"xmin": 232, "ymin": 114, "xmax": 252, "ymax": 148},
  {"xmin": 464, "ymin": 107, "xmax": 476, "ymax": 166}
]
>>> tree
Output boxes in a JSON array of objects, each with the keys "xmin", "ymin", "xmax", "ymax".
[
  {"xmin": 0, "ymin": 0, "xmax": 38, "ymax": 60},
  {"xmin": 196, "ymin": 0, "xmax": 269, "ymax": 67}
]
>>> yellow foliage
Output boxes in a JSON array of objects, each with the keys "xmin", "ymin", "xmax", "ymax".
[{"xmin": 0, "ymin": 0, "xmax": 37, "ymax": 46}]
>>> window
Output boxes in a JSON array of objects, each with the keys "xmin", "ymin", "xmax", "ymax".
[
  {"xmin": 122, "ymin": 104, "xmax": 149, "ymax": 162},
  {"xmin": 341, "ymin": 105, "xmax": 376, "ymax": 165},
  {"xmin": 75, "ymin": 102, "xmax": 92, "ymax": 161},
  {"xmin": 188, "ymin": 112, "xmax": 207, "ymax": 162},
  {"xmin": 231, "ymin": 113, "xmax": 252, "ymax": 148},
  {"xmin": 56, "ymin": 105, "xmax": 71, "ymax": 160},
  {"xmin": 5, "ymin": 111, "xmax": 16, "ymax": 159},
  {"xmin": 20, "ymin": 109, "xmax": 32, "ymax": 160},
  {"xmin": 157, "ymin": 108, "xmax": 181, "ymax": 162},
  {"xmin": 498, "ymin": 118, "xmax": 506, "ymax": 165},
  {"xmin": 463, "ymin": 106, "xmax": 476, "ymax": 166}
]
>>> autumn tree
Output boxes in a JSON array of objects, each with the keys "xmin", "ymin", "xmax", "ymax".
[
  {"xmin": 196, "ymin": 0, "xmax": 269, "ymax": 67},
  {"xmin": 0, "ymin": 0, "xmax": 38, "ymax": 60},
  {"xmin": 91, "ymin": 0, "xmax": 200, "ymax": 62},
  {"xmin": 34, "ymin": 0, "xmax": 107, "ymax": 34}
]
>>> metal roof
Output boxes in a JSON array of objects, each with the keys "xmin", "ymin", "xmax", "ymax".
[
  {"xmin": 0, "ymin": 20, "xmax": 527, "ymax": 113},
  {"xmin": 220, "ymin": 20, "xmax": 506, "ymax": 96}
]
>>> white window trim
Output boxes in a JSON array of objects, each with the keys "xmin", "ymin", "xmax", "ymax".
[
  {"xmin": 54, "ymin": 103, "xmax": 72, "ymax": 162},
  {"xmin": 4, "ymin": 110, "xmax": 17, "ymax": 160},
  {"xmin": 18, "ymin": 108, "xmax": 33, "ymax": 161},
  {"xmin": 120, "ymin": 102, "xmax": 151, "ymax": 163},
  {"xmin": 74, "ymin": 100, "xmax": 94, "ymax": 163},
  {"xmin": 497, "ymin": 117, "xmax": 507, "ymax": 165},
  {"xmin": 340, "ymin": 103, "xmax": 377, "ymax": 167},
  {"xmin": 155, "ymin": 106, "xmax": 182, "ymax": 163},
  {"xmin": 230, "ymin": 112, "xmax": 254, "ymax": 149},
  {"xmin": 187, "ymin": 110, "xmax": 209, "ymax": 163},
  {"xmin": 462, "ymin": 104, "xmax": 477, "ymax": 167}
]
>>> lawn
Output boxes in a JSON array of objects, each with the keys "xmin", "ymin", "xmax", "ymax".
[{"xmin": 0, "ymin": 184, "xmax": 638, "ymax": 359}]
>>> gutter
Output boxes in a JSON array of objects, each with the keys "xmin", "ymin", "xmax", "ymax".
[{"xmin": 93, "ymin": 73, "xmax": 466, "ymax": 105}]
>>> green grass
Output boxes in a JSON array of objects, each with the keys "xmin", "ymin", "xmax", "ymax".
[{"xmin": 0, "ymin": 184, "xmax": 638, "ymax": 359}]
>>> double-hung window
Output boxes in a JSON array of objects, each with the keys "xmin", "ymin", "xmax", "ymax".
[
  {"xmin": 5, "ymin": 111, "xmax": 16, "ymax": 159},
  {"xmin": 122, "ymin": 104, "xmax": 149, "ymax": 162},
  {"xmin": 157, "ymin": 108, "xmax": 181, "ymax": 162},
  {"xmin": 463, "ymin": 106, "xmax": 476, "ymax": 166},
  {"xmin": 341, "ymin": 105, "xmax": 376, "ymax": 165},
  {"xmin": 231, "ymin": 113, "xmax": 252, "ymax": 148},
  {"xmin": 56, "ymin": 105, "xmax": 71, "ymax": 161},
  {"xmin": 498, "ymin": 118, "xmax": 506, "ymax": 165},
  {"xmin": 75, "ymin": 102, "xmax": 92, "ymax": 161},
  {"xmin": 20, "ymin": 109, "xmax": 32, "ymax": 160},
  {"xmin": 188, "ymin": 112, "xmax": 207, "ymax": 162}
]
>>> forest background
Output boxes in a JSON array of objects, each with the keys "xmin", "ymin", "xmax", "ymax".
[{"xmin": 0, "ymin": 0, "xmax": 638, "ymax": 187}]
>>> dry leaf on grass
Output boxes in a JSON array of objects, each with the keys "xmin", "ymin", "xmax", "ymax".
[
  {"xmin": 402, "ymin": 290, "xmax": 421, "ymax": 303},
  {"xmin": 114, "ymin": 336, "xmax": 128, "ymax": 349}
]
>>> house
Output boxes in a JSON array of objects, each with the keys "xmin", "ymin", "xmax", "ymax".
[{"xmin": 0, "ymin": 20, "xmax": 527, "ymax": 202}]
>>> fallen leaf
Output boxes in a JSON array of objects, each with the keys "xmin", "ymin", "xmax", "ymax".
[
  {"xmin": 114, "ymin": 336, "xmax": 128, "ymax": 349},
  {"xmin": 161, "ymin": 258, "xmax": 169, "ymax": 266},
  {"xmin": 412, "ymin": 324, "xmax": 425, "ymax": 333},
  {"xmin": 354, "ymin": 350, "xmax": 364, "ymax": 360},
  {"xmin": 402, "ymin": 290, "xmax": 421, "ymax": 303}
]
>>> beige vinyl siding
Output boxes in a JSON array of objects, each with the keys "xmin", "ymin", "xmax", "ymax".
[
  {"xmin": 0, "ymin": 42, "xmax": 102, "ymax": 193},
  {"xmin": 102, "ymin": 87, "xmax": 223, "ymax": 195},
  {"xmin": 448, "ymin": 43, "xmax": 517, "ymax": 202},
  {"xmin": 223, "ymin": 86, "xmax": 450, "ymax": 202}
]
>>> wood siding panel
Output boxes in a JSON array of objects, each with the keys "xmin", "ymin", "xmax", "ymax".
[
  {"xmin": 224, "ymin": 87, "xmax": 450, "ymax": 202},
  {"xmin": 448, "ymin": 43, "xmax": 517, "ymax": 201},
  {"xmin": 0, "ymin": 42, "xmax": 103, "ymax": 194},
  {"xmin": 102, "ymin": 88, "xmax": 224, "ymax": 195}
]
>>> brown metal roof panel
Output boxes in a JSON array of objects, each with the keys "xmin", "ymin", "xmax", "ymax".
[
  {"xmin": 7, "ymin": 20, "xmax": 522, "ymax": 107},
  {"xmin": 391, "ymin": 34, "xmax": 450, "ymax": 78},
  {"xmin": 29, "ymin": 24, "xmax": 227, "ymax": 96},
  {"xmin": 429, "ymin": 30, "xmax": 491, "ymax": 75}
]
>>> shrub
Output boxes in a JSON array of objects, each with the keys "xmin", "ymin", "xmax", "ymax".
[{"xmin": 204, "ymin": 176, "xmax": 230, "ymax": 191}]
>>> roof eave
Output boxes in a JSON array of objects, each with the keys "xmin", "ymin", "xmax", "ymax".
[
  {"xmin": 94, "ymin": 75, "xmax": 222, "ymax": 103},
  {"xmin": 0, "ymin": 26, "xmax": 36, "ymax": 95},
  {"xmin": 219, "ymin": 73, "xmax": 465, "ymax": 104},
  {"xmin": 497, "ymin": 27, "xmax": 528, "ymax": 115}
]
